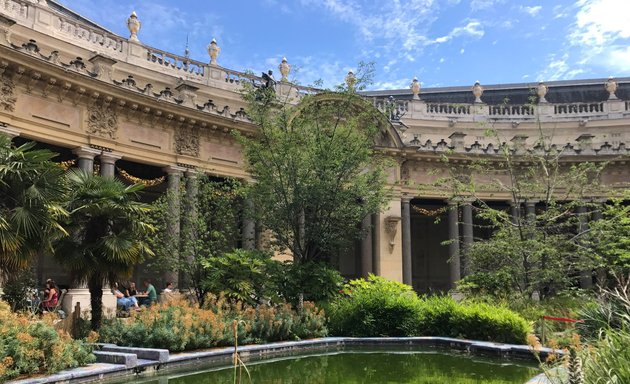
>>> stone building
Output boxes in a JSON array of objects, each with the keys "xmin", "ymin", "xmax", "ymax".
[{"xmin": 1, "ymin": 1, "xmax": 628, "ymax": 311}]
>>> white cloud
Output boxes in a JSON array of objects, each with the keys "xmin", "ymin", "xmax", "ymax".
[
  {"xmin": 519, "ymin": 5, "xmax": 542, "ymax": 16},
  {"xmin": 568, "ymin": 0, "xmax": 630, "ymax": 72},
  {"xmin": 537, "ymin": 54, "xmax": 584, "ymax": 81},
  {"xmin": 470, "ymin": 0, "xmax": 504, "ymax": 11},
  {"xmin": 433, "ymin": 20, "xmax": 484, "ymax": 43},
  {"xmin": 460, "ymin": 48, "xmax": 465, "ymax": 54}
]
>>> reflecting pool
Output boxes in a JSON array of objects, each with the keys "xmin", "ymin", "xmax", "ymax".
[{"xmin": 123, "ymin": 347, "xmax": 539, "ymax": 384}]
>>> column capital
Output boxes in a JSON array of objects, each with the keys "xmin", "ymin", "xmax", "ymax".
[
  {"xmin": 72, "ymin": 146, "xmax": 101, "ymax": 159},
  {"xmin": 0, "ymin": 125, "xmax": 20, "ymax": 138},
  {"xmin": 525, "ymin": 199, "xmax": 539, "ymax": 206},
  {"xmin": 163, "ymin": 165, "xmax": 187, "ymax": 175},
  {"xmin": 185, "ymin": 169, "xmax": 199, "ymax": 178},
  {"xmin": 401, "ymin": 195, "xmax": 413, "ymax": 203},
  {"xmin": 99, "ymin": 152, "xmax": 122, "ymax": 165}
]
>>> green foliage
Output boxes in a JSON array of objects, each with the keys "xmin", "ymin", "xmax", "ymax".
[
  {"xmin": 272, "ymin": 261, "xmax": 344, "ymax": 306},
  {"xmin": 200, "ymin": 249, "xmax": 278, "ymax": 305},
  {"xmin": 0, "ymin": 301, "xmax": 95, "ymax": 381},
  {"xmin": 237, "ymin": 62, "xmax": 390, "ymax": 264},
  {"xmin": 56, "ymin": 170, "xmax": 154, "ymax": 329},
  {"xmin": 0, "ymin": 135, "xmax": 67, "ymax": 274},
  {"xmin": 199, "ymin": 250, "xmax": 343, "ymax": 307},
  {"xmin": 328, "ymin": 275, "xmax": 530, "ymax": 343},
  {"xmin": 1, "ymin": 267, "xmax": 36, "ymax": 312},
  {"xmin": 587, "ymin": 195, "xmax": 630, "ymax": 275},
  {"xmin": 98, "ymin": 297, "xmax": 326, "ymax": 351},
  {"xmin": 328, "ymin": 275, "xmax": 421, "ymax": 337}
]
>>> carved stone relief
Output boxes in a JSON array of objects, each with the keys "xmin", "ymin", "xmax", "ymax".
[
  {"xmin": 86, "ymin": 102, "xmax": 118, "ymax": 139},
  {"xmin": 0, "ymin": 74, "xmax": 17, "ymax": 112},
  {"xmin": 174, "ymin": 125, "xmax": 200, "ymax": 157}
]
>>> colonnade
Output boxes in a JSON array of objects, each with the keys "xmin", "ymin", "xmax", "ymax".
[{"xmin": 394, "ymin": 196, "xmax": 604, "ymax": 292}]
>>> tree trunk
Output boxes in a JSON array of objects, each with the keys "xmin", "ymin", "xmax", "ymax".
[{"xmin": 88, "ymin": 275, "xmax": 103, "ymax": 330}]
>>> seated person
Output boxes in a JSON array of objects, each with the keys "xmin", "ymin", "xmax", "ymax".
[
  {"xmin": 112, "ymin": 282, "xmax": 140, "ymax": 311},
  {"xmin": 127, "ymin": 281, "xmax": 138, "ymax": 297},
  {"xmin": 163, "ymin": 281, "xmax": 174, "ymax": 293},
  {"xmin": 40, "ymin": 280, "xmax": 59, "ymax": 312},
  {"xmin": 139, "ymin": 279, "xmax": 157, "ymax": 306}
]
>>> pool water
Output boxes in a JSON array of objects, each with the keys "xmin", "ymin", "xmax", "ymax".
[{"xmin": 125, "ymin": 348, "xmax": 539, "ymax": 384}]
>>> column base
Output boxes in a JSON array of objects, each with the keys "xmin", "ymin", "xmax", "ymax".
[{"xmin": 62, "ymin": 288, "xmax": 117, "ymax": 317}]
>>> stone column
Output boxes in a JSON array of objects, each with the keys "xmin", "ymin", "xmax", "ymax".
[
  {"xmin": 72, "ymin": 147, "xmax": 100, "ymax": 172},
  {"xmin": 509, "ymin": 201, "xmax": 520, "ymax": 225},
  {"xmin": 401, "ymin": 197, "xmax": 412, "ymax": 286},
  {"xmin": 525, "ymin": 200, "xmax": 537, "ymax": 221},
  {"xmin": 447, "ymin": 201, "xmax": 461, "ymax": 289},
  {"xmin": 360, "ymin": 215, "xmax": 373, "ymax": 278},
  {"xmin": 577, "ymin": 205, "xmax": 592, "ymax": 289},
  {"xmin": 372, "ymin": 213, "xmax": 381, "ymax": 276},
  {"xmin": 163, "ymin": 166, "xmax": 184, "ymax": 288},
  {"xmin": 461, "ymin": 201, "xmax": 474, "ymax": 277},
  {"xmin": 99, "ymin": 152, "xmax": 121, "ymax": 178},
  {"xmin": 179, "ymin": 170, "xmax": 199, "ymax": 289},
  {"xmin": 592, "ymin": 201, "xmax": 605, "ymax": 286},
  {"xmin": 242, "ymin": 198, "xmax": 256, "ymax": 250}
]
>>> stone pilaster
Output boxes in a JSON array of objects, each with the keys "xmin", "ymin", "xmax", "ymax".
[
  {"xmin": 72, "ymin": 146, "xmax": 100, "ymax": 172},
  {"xmin": 372, "ymin": 213, "xmax": 381, "ymax": 276},
  {"xmin": 447, "ymin": 201, "xmax": 460, "ymax": 289},
  {"xmin": 99, "ymin": 152, "xmax": 121, "ymax": 178},
  {"xmin": 461, "ymin": 201, "xmax": 473, "ymax": 277},
  {"xmin": 163, "ymin": 166, "xmax": 184, "ymax": 288},
  {"xmin": 360, "ymin": 214, "xmax": 373, "ymax": 278},
  {"xmin": 401, "ymin": 196, "xmax": 412, "ymax": 286}
]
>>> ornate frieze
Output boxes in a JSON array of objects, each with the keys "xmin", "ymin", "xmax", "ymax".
[
  {"xmin": 86, "ymin": 101, "xmax": 118, "ymax": 139},
  {"xmin": 174, "ymin": 124, "xmax": 200, "ymax": 157},
  {"xmin": 0, "ymin": 72, "xmax": 17, "ymax": 111}
]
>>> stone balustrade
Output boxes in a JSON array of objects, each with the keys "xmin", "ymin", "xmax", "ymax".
[
  {"xmin": 372, "ymin": 97, "xmax": 628, "ymax": 123},
  {"xmin": 0, "ymin": 0, "xmax": 630, "ymax": 132}
]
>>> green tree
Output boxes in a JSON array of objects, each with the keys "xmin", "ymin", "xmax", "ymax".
[
  {"xmin": 434, "ymin": 122, "xmax": 607, "ymax": 299},
  {"xmin": 587, "ymin": 193, "xmax": 630, "ymax": 276},
  {"xmin": 56, "ymin": 170, "xmax": 153, "ymax": 330},
  {"xmin": 0, "ymin": 135, "xmax": 67, "ymax": 274},
  {"xmin": 237, "ymin": 63, "xmax": 390, "ymax": 265}
]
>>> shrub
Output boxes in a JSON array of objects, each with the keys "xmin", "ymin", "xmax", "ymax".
[
  {"xmin": 418, "ymin": 297, "xmax": 530, "ymax": 344},
  {"xmin": 327, "ymin": 275, "xmax": 423, "ymax": 337},
  {"xmin": 327, "ymin": 275, "xmax": 531, "ymax": 344},
  {"xmin": 0, "ymin": 301, "xmax": 95, "ymax": 381},
  {"xmin": 99, "ymin": 296, "xmax": 327, "ymax": 351},
  {"xmin": 273, "ymin": 261, "xmax": 344, "ymax": 306}
]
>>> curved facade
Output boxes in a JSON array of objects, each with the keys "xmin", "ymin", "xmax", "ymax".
[{"xmin": 1, "ymin": 1, "xmax": 629, "ymax": 299}]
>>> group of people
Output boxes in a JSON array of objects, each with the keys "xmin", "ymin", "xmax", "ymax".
[{"xmin": 112, "ymin": 280, "xmax": 159, "ymax": 312}]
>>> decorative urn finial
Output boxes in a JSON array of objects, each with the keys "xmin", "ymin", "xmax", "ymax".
[
  {"xmin": 127, "ymin": 11, "xmax": 141, "ymax": 42},
  {"xmin": 410, "ymin": 77, "xmax": 421, "ymax": 100},
  {"xmin": 207, "ymin": 38, "xmax": 221, "ymax": 65},
  {"xmin": 536, "ymin": 81, "xmax": 548, "ymax": 103},
  {"xmin": 278, "ymin": 57, "xmax": 290, "ymax": 82},
  {"xmin": 472, "ymin": 81, "xmax": 483, "ymax": 103},
  {"xmin": 345, "ymin": 70, "xmax": 357, "ymax": 91},
  {"xmin": 605, "ymin": 77, "xmax": 618, "ymax": 100}
]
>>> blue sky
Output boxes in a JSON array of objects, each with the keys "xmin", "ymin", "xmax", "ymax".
[{"xmin": 56, "ymin": 0, "xmax": 630, "ymax": 90}]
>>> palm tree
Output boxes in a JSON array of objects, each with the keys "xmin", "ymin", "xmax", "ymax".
[
  {"xmin": 57, "ymin": 170, "xmax": 154, "ymax": 330},
  {"xmin": 0, "ymin": 134, "xmax": 67, "ymax": 274}
]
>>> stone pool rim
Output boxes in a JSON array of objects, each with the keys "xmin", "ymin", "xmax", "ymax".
[{"xmin": 8, "ymin": 336, "xmax": 559, "ymax": 384}]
